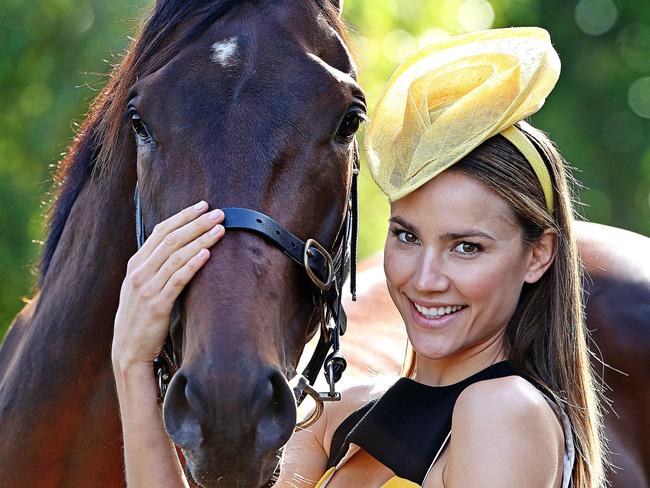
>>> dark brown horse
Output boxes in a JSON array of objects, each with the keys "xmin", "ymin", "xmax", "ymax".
[
  {"xmin": 2, "ymin": 1, "xmax": 648, "ymax": 487},
  {"xmin": 0, "ymin": 1, "xmax": 363, "ymax": 486},
  {"xmin": 336, "ymin": 221, "xmax": 650, "ymax": 487}
]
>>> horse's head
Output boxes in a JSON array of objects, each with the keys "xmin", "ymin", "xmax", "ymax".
[{"xmin": 120, "ymin": 0, "xmax": 363, "ymax": 485}]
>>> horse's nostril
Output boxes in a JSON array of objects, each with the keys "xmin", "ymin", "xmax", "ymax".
[
  {"xmin": 254, "ymin": 369, "xmax": 296, "ymax": 452},
  {"xmin": 162, "ymin": 366, "xmax": 295, "ymax": 478},
  {"xmin": 163, "ymin": 372, "xmax": 204, "ymax": 450}
]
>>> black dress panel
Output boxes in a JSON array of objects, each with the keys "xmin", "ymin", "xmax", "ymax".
[{"xmin": 326, "ymin": 361, "xmax": 524, "ymax": 484}]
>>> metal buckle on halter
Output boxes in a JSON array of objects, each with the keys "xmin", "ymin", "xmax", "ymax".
[
  {"xmin": 292, "ymin": 374, "xmax": 341, "ymax": 429},
  {"xmin": 303, "ymin": 238, "xmax": 333, "ymax": 290}
]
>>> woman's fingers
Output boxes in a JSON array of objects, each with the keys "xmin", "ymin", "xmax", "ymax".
[
  {"xmin": 113, "ymin": 202, "xmax": 226, "ymax": 367},
  {"xmin": 127, "ymin": 200, "xmax": 210, "ymax": 270},
  {"xmin": 159, "ymin": 248, "xmax": 212, "ymax": 304},
  {"xmin": 146, "ymin": 223, "xmax": 225, "ymax": 296},
  {"xmin": 143, "ymin": 208, "xmax": 225, "ymax": 277}
]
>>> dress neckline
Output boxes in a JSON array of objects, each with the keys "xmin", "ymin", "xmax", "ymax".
[
  {"xmin": 397, "ymin": 359, "xmax": 512, "ymax": 389},
  {"xmin": 327, "ymin": 360, "xmax": 523, "ymax": 484},
  {"xmin": 322, "ymin": 359, "xmax": 575, "ymax": 488}
]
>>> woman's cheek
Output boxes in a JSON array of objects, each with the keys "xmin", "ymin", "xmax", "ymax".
[
  {"xmin": 450, "ymin": 263, "xmax": 496, "ymax": 300},
  {"xmin": 454, "ymin": 258, "xmax": 525, "ymax": 320},
  {"xmin": 383, "ymin": 244, "xmax": 407, "ymax": 285},
  {"xmin": 451, "ymin": 260, "xmax": 518, "ymax": 317},
  {"xmin": 384, "ymin": 246, "xmax": 419, "ymax": 312}
]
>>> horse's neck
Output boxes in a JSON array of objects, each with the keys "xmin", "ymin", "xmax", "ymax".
[
  {"xmin": 0, "ymin": 170, "xmax": 136, "ymax": 485},
  {"xmin": 5, "ymin": 174, "xmax": 136, "ymax": 367}
]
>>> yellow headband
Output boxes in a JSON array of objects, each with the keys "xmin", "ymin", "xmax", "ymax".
[
  {"xmin": 500, "ymin": 125, "xmax": 554, "ymax": 212},
  {"xmin": 365, "ymin": 27, "xmax": 561, "ymax": 210}
]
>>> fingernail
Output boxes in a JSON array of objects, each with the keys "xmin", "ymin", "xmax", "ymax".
[
  {"xmin": 194, "ymin": 200, "xmax": 207, "ymax": 210},
  {"xmin": 209, "ymin": 224, "xmax": 223, "ymax": 236},
  {"xmin": 208, "ymin": 209, "xmax": 222, "ymax": 220}
]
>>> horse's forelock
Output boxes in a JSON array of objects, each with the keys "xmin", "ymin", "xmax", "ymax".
[{"xmin": 39, "ymin": 0, "xmax": 348, "ymax": 286}]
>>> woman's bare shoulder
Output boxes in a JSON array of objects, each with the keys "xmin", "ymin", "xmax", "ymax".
[
  {"xmin": 445, "ymin": 375, "xmax": 564, "ymax": 487},
  {"xmin": 455, "ymin": 374, "xmax": 560, "ymax": 417}
]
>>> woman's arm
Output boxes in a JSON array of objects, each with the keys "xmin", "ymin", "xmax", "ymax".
[
  {"xmin": 113, "ymin": 362, "xmax": 188, "ymax": 488},
  {"xmin": 273, "ymin": 412, "xmax": 329, "ymax": 488},
  {"xmin": 111, "ymin": 200, "xmax": 225, "ymax": 487},
  {"xmin": 443, "ymin": 376, "xmax": 564, "ymax": 488}
]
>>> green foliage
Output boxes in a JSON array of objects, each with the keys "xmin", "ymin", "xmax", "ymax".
[
  {"xmin": 0, "ymin": 0, "xmax": 150, "ymax": 334},
  {"xmin": 2, "ymin": 0, "xmax": 649, "ymax": 337}
]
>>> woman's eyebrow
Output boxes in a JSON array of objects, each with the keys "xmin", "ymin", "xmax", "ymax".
[
  {"xmin": 440, "ymin": 230, "xmax": 496, "ymax": 241},
  {"xmin": 389, "ymin": 216, "xmax": 419, "ymax": 233},
  {"xmin": 390, "ymin": 217, "xmax": 495, "ymax": 242}
]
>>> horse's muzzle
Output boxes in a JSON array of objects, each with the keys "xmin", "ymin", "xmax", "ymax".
[{"xmin": 162, "ymin": 366, "xmax": 296, "ymax": 487}]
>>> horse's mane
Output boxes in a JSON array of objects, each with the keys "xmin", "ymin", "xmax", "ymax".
[{"xmin": 38, "ymin": 0, "xmax": 345, "ymax": 288}]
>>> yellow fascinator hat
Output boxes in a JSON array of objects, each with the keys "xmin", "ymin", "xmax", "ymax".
[{"xmin": 365, "ymin": 27, "xmax": 560, "ymax": 210}]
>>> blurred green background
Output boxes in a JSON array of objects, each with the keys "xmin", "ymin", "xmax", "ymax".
[{"xmin": 2, "ymin": 0, "xmax": 649, "ymax": 337}]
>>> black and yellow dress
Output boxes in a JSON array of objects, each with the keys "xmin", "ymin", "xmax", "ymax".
[{"xmin": 315, "ymin": 361, "xmax": 575, "ymax": 488}]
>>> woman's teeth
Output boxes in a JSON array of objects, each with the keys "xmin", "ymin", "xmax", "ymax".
[{"xmin": 414, "ymin": 302, "xmax": 465, "ymax": 319}]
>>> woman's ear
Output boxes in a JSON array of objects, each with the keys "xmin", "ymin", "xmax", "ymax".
[{"xmin": 524, "ymin": 229, "xmax": 557, "ymax": 284}]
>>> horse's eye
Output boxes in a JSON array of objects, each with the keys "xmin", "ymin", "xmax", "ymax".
[
  {"xmin": 127, "ymin": 107, "xmax": 153, "ymax": 143},
  {"xmin": 335, "ymin": 106, "xmax": 366, "ymax": 143}
]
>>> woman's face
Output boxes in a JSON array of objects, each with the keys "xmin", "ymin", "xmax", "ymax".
[{"xmin": 384, "ymin": 170, "xmax": 537, "ymax": 362}]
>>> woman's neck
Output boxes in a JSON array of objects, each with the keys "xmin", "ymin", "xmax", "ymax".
[{"xmin": 412, "ymin": 329, "xmax": 508, "ymax": 386}]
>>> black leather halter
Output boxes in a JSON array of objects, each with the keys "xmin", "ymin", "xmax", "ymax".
[{"xmin": 133, "ymin": 156, "xmax": 359, "ymax": 428}]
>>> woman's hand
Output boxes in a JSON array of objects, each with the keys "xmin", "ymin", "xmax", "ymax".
[
  {"xmin": 111, "ymin": 201, "xmax": 223, "ymax": 488},
  {"xmin": 111, "ymin": 200, "xmax": 225, "ymax": 372}
]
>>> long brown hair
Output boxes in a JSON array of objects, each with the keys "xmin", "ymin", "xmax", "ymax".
[{"xmin": 400, "ymin": 121, "xmax": 607, "ymax": 488}]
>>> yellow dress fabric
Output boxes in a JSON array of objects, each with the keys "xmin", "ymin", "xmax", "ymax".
[
  {"xmin": 314, "ymin": 466, "xmax": 420, "ymax": 488},
  {"xmin": 314, "ymin": 467, "xmax": 335, "ymax": 487}
]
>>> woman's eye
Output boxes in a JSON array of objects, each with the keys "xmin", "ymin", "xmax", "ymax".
[
  {"xmin": 453, "ymin": 242, "xmax": 482, "ymax": 255},
  {"xmin": 127, "ymin": 107, "xmax": 153, "ymax": 143},
  {"xmin": 335, "ymin": 106, "xmax": 366, "ymax": 143},
  {"xmin": 394, "ymin": 229, "xmax": 419, "ymax": 244}
]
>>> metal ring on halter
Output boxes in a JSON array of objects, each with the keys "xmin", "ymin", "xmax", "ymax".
[
  {"xmin": 303, "ymin": 239, "xmax": 333, "ymax": 290},
  {"xmin": 296, "ymin": 389, "xmax": 325, "ymax": 430},
  {"xmin": 292, "ymin": 375, "xmax": 341, "ymax": 429}
]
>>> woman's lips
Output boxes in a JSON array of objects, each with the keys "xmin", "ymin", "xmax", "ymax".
[{"xmin": 409, "ymin": 298, "xmax": 467, "ymax": 329}]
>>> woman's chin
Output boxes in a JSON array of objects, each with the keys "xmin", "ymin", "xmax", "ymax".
[{"xmin": 407, "ymin": 335, "xmax": 458, "ymax": 360}]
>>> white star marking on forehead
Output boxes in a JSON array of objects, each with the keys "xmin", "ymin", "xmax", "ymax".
[{"xmin": 211, "ymin": 37, "xmax": 238, "ymax": 67}]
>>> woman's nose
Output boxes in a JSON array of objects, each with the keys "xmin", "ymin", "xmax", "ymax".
[{"xmin": 412, "ymin": 250, "xmax": 450, "ymax": 293}]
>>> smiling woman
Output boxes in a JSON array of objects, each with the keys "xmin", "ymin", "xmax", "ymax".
[
  {"xmin": 305, "ymin": 27, "xmax": 606, "ymax": 488},
  {"xmin": 385, "ymin": 169, "xmax": 552, "ymax": 366}
]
